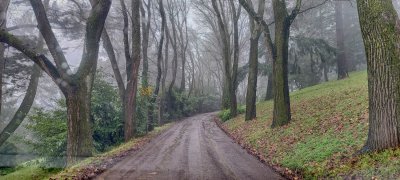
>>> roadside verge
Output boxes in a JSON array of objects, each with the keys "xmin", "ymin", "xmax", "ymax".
[
  {"xmin": 213, "ymin": 116, "xmax": 300, "ymax": 180},
  {"xmin": 50, "ymin": 123, "xmax": 173, "ymax": 179}
]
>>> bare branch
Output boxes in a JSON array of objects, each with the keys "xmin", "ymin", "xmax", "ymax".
[
  {"xmin": 75, "ymin": 0, "xmax": 112, "ymax": 79},
  {"xmin": 0, "ymin": 30, "xmax": 64, "ymax": 89}
]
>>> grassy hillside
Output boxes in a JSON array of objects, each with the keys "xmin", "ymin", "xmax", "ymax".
[{"xmin": 221, "ymin": 71, "xmax": 400, "ymax": 179}]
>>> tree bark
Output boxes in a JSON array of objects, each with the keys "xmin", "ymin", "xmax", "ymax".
[
  {"xmin": 140, "ymin": 0, "xmax": 151, "ymax": 87},
  {"xmin": 335, "ymin": 0, "xmax": 348, "ymax": 80},
  {"xmin": 124, "ymin": 0, "xmax": 141, "ymax": 141},
  {"xmin": 245, "ymin": 37, "xmax": 259, "ymax": 120},
  {"xmin": 65, "ymin": 80, "xmax": 94, "ymax": 164},
  {"xmin": 148, "ymin": 0, "xmax": 166, "ymax": 131},
  {"xmin": 178, "ymin": 2, "xmax": 188, "ymax": 93},
  {"xmin": 357, "ymin": 0, "xmax": 400, "ymax": 152},
  {"xmin": 0, "ymin": 0, "xmax": 10, "ymax": 115},
  {"xmin": 167, "ymin": 2, "xmax": 178, "ymax": 95},
  {"xmin": 271, "ymin": 0, "xmax": 292, "ymax": 127},
  {"xmin": 159, "ymin": 25, "xmax": 169, "ymax": 125},
  {"xmin": 265, "ymin": 72, "xmax": 273, "ymax": 100},
  {"xmin": 245, "ymin": 0, "xmax": 264, "ymax": 121}
]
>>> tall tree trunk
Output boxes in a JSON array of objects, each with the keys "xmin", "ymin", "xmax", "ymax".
[
  {"xmin": 160, "ymin": 26, "xmax": 169, "ymax": 125},
  {"xmin": 141, "ymin": 0, "xmax": 151, "ymax": 87},
  {"xmin": 188, "ymin": 51, "xmax": 195, "ymax": 97},
  {"xmin": 357, "ymin": 0, "xmax": 400, "ymax": 152},
  {"xmin": 271, "ymin": 0, "xmax": 291, "ymax": 127},
  {"xmin": 230, "ymin": 0, "xmax": 240, "ymax": 93},
  {"xmin": 179, "ymin": 16, "xmax": 188, "ymax": 93},
  {"xmin": 245, "ymin": 37, "xmax": 259, "ymax": 120},
  {"xmin": 149, "ymin": 0, "xmax": 166, "ymax": 131},
  {"xmin": 65, "ymin": 80, "xmax": 94, "ymax": 164},
  {"xmin": 245, "ymin": 0, "xmax": 264, "ymax": 121},
  {"xmin": 167, "ymin": 26, "xmax": 178, "ymax": 94},
  {"xmin": 229, "ymin": 0, "xmax": 240, "ymax": 117},
  {"xmin": 335, "ymin": 0, "xmax": 348, "ymax": 80},
  {"xmin": 125, "ymin": 0, "xmax": 141, "ymax": 141},
  {"xmin": 140, "ymin": 0, "xmax": 151, "ymax": 134},
  {"xmin": 212, "ymin": 0, "xmax": 237, "ymax": 116},
  {"xmin": 0, "ymin": 0, "xmax": 10, "ymax": 115}
]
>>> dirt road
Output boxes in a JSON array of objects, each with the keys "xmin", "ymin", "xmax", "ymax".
[{"xmin": 96, "ymin": 113, "xmax": 283, "ymax": 180}]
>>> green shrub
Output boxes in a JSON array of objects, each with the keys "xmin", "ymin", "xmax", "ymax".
[
  {"xmin": 91, "ymin": 73, "xmax": 124, "ymax": 151},
  {"xmin": 218, "ymin": 105, "xmax": 245, "ymax": 122}
]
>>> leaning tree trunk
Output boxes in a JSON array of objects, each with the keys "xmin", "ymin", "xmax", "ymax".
[
  {"xmin": 0, "ymin": 65, "xmax": 40, "ymax": 147},
  {"xmin": 335, "ymin": 0, "xmax": 348, "ymax": 80},
  {"xmin": 357, "ymin": 0, "xmax": 400, "ymax": 152},
  {"xmin": 271, "ymin": 8, "xmax": 291, "ymax": 127}
]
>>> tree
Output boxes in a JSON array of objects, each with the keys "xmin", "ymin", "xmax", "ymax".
[
  {"xmin": 166, "ymin": 0, "xmax": 179, "ymax": 95},
  {"xmin": 101, "ymin": 0, "xmax": 142, "ymax": 141},
  {"xmin": 148, "ymin": 0, "xmax": 166, "ymax": 130},
  {"xmin": 124, "ymin": 0, "xmax": 142, "ymax": 141},
  {"xmin": 176, "ymin": 0, "xmax": 189, "ymax": 93},
  {"xmin": 0, "ymin": 0, "xmax": 47, "ymax": 147},
  {"xmin": 211, "ymin": 0, "xmax": 238, "ymax": 116},
  {"xmin": 239, "ymin": 0, "xmax": 302, "ymax": 127},
  {"xmin": 141, "ymin": 0, "xmax": 151, "ymax": 88},
  {"xmin": 0, "ymin": 0, "xmax": 111, "ymax": 165},
  {"xmin": 335, "ymin": 0, "xmax": 348, "ymax": 79},
  {"xmin": 357, "ymin": 0, "xmax": 400, "ymax": 152},
  {"xmin": 245, "ymin": 0, "xmax": 265, "ymax": 121}
]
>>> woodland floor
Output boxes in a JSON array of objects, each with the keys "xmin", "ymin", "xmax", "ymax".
[{"xmin": 219, "ymin": 71, "xmax": 400, "ymax": 179}]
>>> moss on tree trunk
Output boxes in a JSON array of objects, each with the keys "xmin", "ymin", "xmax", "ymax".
[
  {"xmin": 357, "ymin": 0, "xmax": 400, "ymax": 152},
  {"xmin": 65, "ymin": 81, "xmax": 94, "ymax": 165},
  {"xmin": 271, "ymin": 0, "xmax": 291, "ymax": 127}
]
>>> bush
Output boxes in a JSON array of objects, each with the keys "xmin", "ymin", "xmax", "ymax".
[
  {"xmin": 218, "ymin": 105, "xmax": 245, "ymax": 122},
  {"xmin": 25, "ymin": 102, "xmax": 68, "ymax": 167},
  {"xmin": 91, "ymin": 73, "xmax": 124, "ymax": 151}
]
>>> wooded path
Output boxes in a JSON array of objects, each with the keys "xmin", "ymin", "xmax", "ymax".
[{"xmin": 96, "ymin": 113, "xmax": 283, "ymax": 180}]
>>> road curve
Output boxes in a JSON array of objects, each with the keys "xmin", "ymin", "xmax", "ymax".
[{"xmin": 96, "ymin": 113, "xmax": 283, "ymax": 180}]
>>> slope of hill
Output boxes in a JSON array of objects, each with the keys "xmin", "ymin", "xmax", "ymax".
[{"xmin": 220, "ymin": 71, "xmax": 400, "ymax": 179}]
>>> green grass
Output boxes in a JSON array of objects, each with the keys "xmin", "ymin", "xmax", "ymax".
[
  {"xmin": 222, "ymin": 71, "xmax": 400, "ymax": 179},
  {"xmin": 0, "ymin": 124, "xmax": 172, "ymax": 180},
  {"xmin": 0, "ymin": 166, "xmax": 60, "ymax": 180}
]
